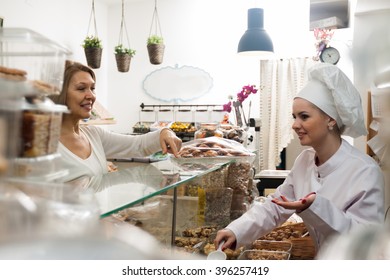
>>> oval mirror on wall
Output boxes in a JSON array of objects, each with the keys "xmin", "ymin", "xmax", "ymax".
[{"xmin": 142, "ymin": 64, "xmax": 213, "ymax": 103}]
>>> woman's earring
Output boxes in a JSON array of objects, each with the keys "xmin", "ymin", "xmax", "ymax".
[{"xmin": 328, "ymin": 124, "xmax": 334, "ymax": 131}]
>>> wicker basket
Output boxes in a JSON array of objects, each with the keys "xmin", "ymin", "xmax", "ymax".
[
  {"xmin": 239, "ymin": 249, "xmax": 290, "ymax": 260},
  {"xmin": 252, "ymin": 240, "xmax": 292, "ymax": 252},
  {"xmin": 147, "ymin": 44, "xmax": 165, "ymax": 65},
  {"xmin": 276, "ymin": 222, "xmax": 308, "ymax": 234},
  {"xmin": 84, "ymin": 47, "xmax": 102, "ymax": 69},
  {"xmin": 257, "ymin": 222, "xmax": 316, "ymax": 260},
  {"xmin": 115, "ymin": 53, "xmax": 131, "ymax": 73},
  {"xmin": 290, "ymin": 236, "xmax": 316, "ymax": 260}
]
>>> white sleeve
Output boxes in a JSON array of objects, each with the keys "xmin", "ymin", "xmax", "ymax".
[
  {"xmin": 226, "ymin": 172, "xmax": 296, "ymax": 247},
  {"xmin": 87, "ymin": 126, "xmax": 162, "ymax": 158}
]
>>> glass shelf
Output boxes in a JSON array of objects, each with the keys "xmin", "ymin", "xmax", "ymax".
[{"xmin": 83, "ymin": 158, "xmax": 233, "ymax": 218}]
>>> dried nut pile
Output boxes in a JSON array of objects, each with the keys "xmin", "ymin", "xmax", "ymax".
[
  {"xmin": 205, "ymin": 188, "xmax": 233, "ymax": 227},
  {"xmin": 258, "ymin": 223, "xmax": 307, "ymax": 241},
  {"xmin": 175, "ymin": 237, "xmax": 204, "ymax": 247},
  {"xmin": 175, "ymin": 226, "xmax": 219, "ymax": 254},
  {"xmin": 182, "ymin": 225, "xmax": 217, "ymax": 238},
  {"xmin": 227, "ymin": 162, "xmax": 251, "ymax": 195},
  {"xmin": 260, "ymin": 227, "xmax": 303, "ymax": 241},
  {"xmin": 203, "ymin": 243, "xmax": 243, "ymax": 260},
  {"xmin": 247, "ymin": 250, "xmax": 289, "ymax": 260}
]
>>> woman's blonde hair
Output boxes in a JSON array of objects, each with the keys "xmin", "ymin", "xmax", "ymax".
[{"xmin": 48, "ymin": 60, "xmax": 96, "ymax": 106}]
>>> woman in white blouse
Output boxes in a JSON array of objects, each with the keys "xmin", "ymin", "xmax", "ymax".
[{"xmin": 49, "ymin": 61, "xmax": 181, "ymax": 176}]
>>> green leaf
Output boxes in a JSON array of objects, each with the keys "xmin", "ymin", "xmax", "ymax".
[
  {"xmin": 114, "ymin": 44, "xmax": 136, "ymax": 56},
  {"xmin": 82, "ymin": 36, "xmax": 102, "ymax": 49},
  {"xmin": 147, "ymin": 35, "xmax": 164, "ymax": 45}
]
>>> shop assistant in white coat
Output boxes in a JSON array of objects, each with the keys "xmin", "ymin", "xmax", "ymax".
[{"xmin": 215, "ymin": 64, "xmax": 385, "ymax": 253}]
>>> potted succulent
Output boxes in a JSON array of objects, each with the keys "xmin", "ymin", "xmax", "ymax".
[
  {"xmin": 82, "ymin": 35, "xmax": 103, "ymax": 69},
  {"xmin": 114, "ymin": 44, "xmax": 136, "ymax": 73}
]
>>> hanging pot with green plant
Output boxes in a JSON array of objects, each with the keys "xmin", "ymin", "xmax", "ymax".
[
  {"xmin": 114, "ymin": 44, "xmax": 135, "ymax": 72},
  {"xmin": 83, "ymin": 35, "xmax": 102, "ymax": 69},
  {"xmin": 82, "ymin": 0, "xmax": 102, "ymax": 69},
  {"xmin": 114, "ymin": 0, "xmax": 135, "ymax": 73},
  {"xmin": 147, "ymin": 35, "xmax": 165, "ymax": 65},
  {"xmin": 147, "ymin": 0, "xmax": 165, "ymax": 65}
]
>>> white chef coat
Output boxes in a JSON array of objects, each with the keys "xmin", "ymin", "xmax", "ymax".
[
  {"xmin": 58, "ymin": 125, "xmax": 162, "ymax": 176},
  {"xmin": 226, "ymin": 139, "xmax": 385, "ymax": 251}
]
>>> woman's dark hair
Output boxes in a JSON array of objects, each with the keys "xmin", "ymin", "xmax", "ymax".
[{"xmin": 48, "ymin": 60, "xmax": 96, "ymax": 106}]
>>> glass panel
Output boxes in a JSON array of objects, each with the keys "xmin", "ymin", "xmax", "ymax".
[{"xmin": 84, "ymin": 159, "xmax": 232, "ymax": 218}]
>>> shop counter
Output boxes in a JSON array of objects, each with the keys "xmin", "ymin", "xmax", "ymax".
[{"xmin": 83, "ymin": 158, "xmax": 234, "ymax": 246}]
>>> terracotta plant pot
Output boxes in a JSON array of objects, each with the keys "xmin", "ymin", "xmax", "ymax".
[
  {"xmin": 115, "ymin": 53, "xmax": 132, "ymax": 73},
  {"xmin": 84, "ymin": 47, "xmax": 102, "ymax": 69},
  {"xmin": 147, "ymin": 44, "xmax": 165, "ymax": 65}
]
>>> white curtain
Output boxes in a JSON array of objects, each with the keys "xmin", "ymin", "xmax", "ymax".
[{"xmin": 258, "ymin": 57, "xmax": 318, "ymax": 171}]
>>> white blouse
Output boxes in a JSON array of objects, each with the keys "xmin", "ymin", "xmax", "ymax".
[{"xmin": 58, "ymin": 126, "xmax": 162, "ymax": 176}]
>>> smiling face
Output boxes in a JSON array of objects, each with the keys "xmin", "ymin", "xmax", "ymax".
[
  {"xmin": 292, "ymin": 98, "xmax": 335, "ymax": 149},
  {"xmin": 66, "ymin": 70, "xmax": 96, "ymax": 120}
]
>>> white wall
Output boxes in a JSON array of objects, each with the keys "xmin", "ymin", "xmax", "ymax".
[
  {"xmin": 353, "ymin": 0, "xmax": 390, "ymax": 221},
  {"xmin": 0, "ymin": 0, "xmax": 109, "ymax": 105},
  {"xmin": 1, "ymin": 0, "xmax": 357, "ymax": 152},
  {"xmin": 105, "ymin": 0, "xmax": 322, "ymax": 134},
  {"xmin": 106, "ymin": 0, "xmax": 263, "ymax": 133},
  {"xmin": 0, "ymin": 0, "xmax": 346, "ymax": 133}
]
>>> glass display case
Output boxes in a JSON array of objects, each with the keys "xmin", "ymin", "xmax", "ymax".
[
  {"xmin": 78, "ymin": 158, "xmax": 234, "ymax": 248},
  {"xmin": 0, "ymin": 28, "xmax": 71, "ymax": 181},
  {"xmin": 0, "ymin": 27, "xmax": 71, "ymax": 98}
]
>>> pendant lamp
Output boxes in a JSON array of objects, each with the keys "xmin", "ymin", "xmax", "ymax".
[{"xmin": 237, "ymin": 8, "xmax": 274, "ymax": 55}]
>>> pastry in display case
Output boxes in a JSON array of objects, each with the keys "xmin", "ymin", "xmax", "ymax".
[
  {"xmin": 219, "ymin": 124, "xmax": 247, "ymax": 144},
  {"xmin": 177, "ymin": 136, "xmax": 253, "ymax": 158},
  {"xmin": 19, "ymin": 96, "xmax": 68, "ymax": 158},
  {"xmin": 174, "ymin": 137, "xmax": 256, "ymax": 222},
  {"xmin": 3, "ymin": 96, "xmax": 70, "ymax": 181},
  {"xmin": 0, "ymin": 28, "xmax": 73, "ymax": 182},
  {"xmin": 0, "ymin": 28, "xmax": 71, "ymax": 98},
  {"xmin": 0, "ymin": 97, "xmax": 21, "ymax": 164}
]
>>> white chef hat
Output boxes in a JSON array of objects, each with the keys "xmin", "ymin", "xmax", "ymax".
[{"xmin": 296, "ymin": 63, "xmax": 367, "ymax": 138}]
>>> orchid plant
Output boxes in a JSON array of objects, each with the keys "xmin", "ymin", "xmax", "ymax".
[
  {"xmin": 223, "ymin": 85, "xmax": 258, "ymax": 127},
  {"xmin": 313, "ymin": 28, "xmax": 335, "ymax": 61}
]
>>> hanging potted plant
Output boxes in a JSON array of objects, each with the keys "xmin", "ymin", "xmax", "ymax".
[
  {"xmin": 82, "ymin": 35, "xmax": 102, "ymax": 69},
  {"xmin": 82, "ymin": 0, "xmax": 102, "ymax": 69},
  {"xmin": 114, "ymin": 0, "xmax": 135, "ymax": 73},
  {"xmin": 114, "ymin": 44, "xmax": 135, "ymax": 72},
  {"xmin": 147, "ymin": 0, "xmax": 165, "ymax": 65}
]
